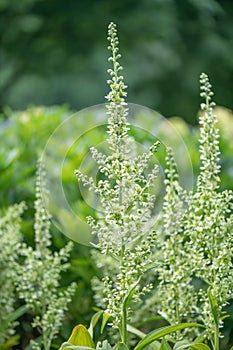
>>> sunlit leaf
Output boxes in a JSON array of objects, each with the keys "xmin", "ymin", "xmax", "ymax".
[
  {"xmin": 67, "ymin": 324, "xmax": 95, "ymax": 348},
  {"xmin": 59, "ymin": 343, "xmax": 95, "ymax": 350},
  {"xmin": 134, "ymin": 323, "xmax": 205, "ymax": 350}
]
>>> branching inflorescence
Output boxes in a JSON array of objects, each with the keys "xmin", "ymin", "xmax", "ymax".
[
  {"xmin": 75, "ymin": 22, "xmax": 160, "ymax": 344},
  {"xmin": 184, "ymin": 74, "xmax": 233, "ymax": 348},
  {"xmin": 156, "ymin": 73, "xmax": 233, "ymax": 348}
]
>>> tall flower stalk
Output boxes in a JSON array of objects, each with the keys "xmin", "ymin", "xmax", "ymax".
[
  {"xmin": 184, "ymin": 74, "xmax": 233, "ymax": 349},
  {"xmin": 16, "ymin": 166, "xmax": 76, "ymax": 350},
  {"xmin": 156, "ymin": 73, "xmax": 233, "ymax": 348},
  {"xmin": 76, "ymin": 22, "xmax": 159, "ymax": 346}
]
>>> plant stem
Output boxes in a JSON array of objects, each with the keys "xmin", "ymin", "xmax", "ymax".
[
  {"xmin": 214, "ymin": 323, "xmax": 219, "ymax": 350},
  {"xmin": 122, "ymin": 305, "xmax": 128, "ymax": 345},
  {"xmin": 120, "ymin": 242, "xmax": 128, "ymax": 346}
]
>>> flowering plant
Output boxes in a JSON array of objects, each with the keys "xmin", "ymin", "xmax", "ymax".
[{"xmin": 61, "ymin": 22, "xmax": 232, "ymax": 350}]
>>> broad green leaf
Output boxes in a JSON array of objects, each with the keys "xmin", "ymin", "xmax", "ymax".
[
  {"xmin": 207, "ymin": 288, "xmax": 219, "ymax": 327},
  {"xmin": 67, "ymin": 324, "xmax": 95, "ymax": 348},
  {"xmin": 134, "ymin": 323, "xmax": 205, "ymax": 350},
  {"xmin": 59, "ymin": 343, "xmax": 95, "ymax": 350},
  {"xmin": 101, "ymin": 312, "xmax": 110, "ymax": 333},
  {"xmin": 161, "ymin": 338, "xmax": 172, "ymax": 350},
  {"xmin": 88, "ymin": 310, "xmax": 104, "ymax": 337}
]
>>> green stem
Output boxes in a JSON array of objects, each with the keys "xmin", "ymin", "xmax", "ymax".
[
  {"xmin": 122, "ymin": 305, "xmax": 128, "ymax": 345},
  {"xmin": 214, "ymin": 323, "xmax": 219, "ymax": 350},
  {"xmin": 175, "ymin": 299, "xmax": 181, "ymax": 340},
  {"xmin": 120, "ymin": 243, "xmax": 127, "ymax": 346}
]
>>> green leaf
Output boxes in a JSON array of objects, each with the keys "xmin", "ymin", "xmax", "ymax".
[
  {"xmin": 59, "ymin": 343, "xmax": 95, "ymax": 350},
  {"xmin": 220, "ymin": 313, "xmax": 230, "ymax": 321},
  {"xmin": 174, "ymin": 340, "xmax": 211, "ymax": 350},
  {"xmin": 127, "ymin": 325, "xmax": 161, "ymax": 350},
  {"xmin": 101, "ymin": 312, "xmax": 110, "ymax": 333},
  {"xmin": 189, "ymin": 344, "xmax": 211, "ymax": 350},
  {"xmin": 127, "ymin": 325, "xmax": 146, "ymax": 339},
  {"xmin": 2, "ymin": 335, "xmax": 20, "ymax": 350},
  {"xmin": 191, "ymin": 332, "xmax": 206, "ymax": 344},
  {"xmin": 134, "ymin": 323, "xmax": 205, "ymax": 350},
  {"xmin": 88, "ymin": 310, "xmax": 104, "ymax": 337},
  {"xmin": 122, "ymin": 277, "xmax": 141, "ymax": 315},
  {"xmin": 67, "ymin": 324, "xmax": 95, "ymax": 348},
  {"xmin": 207, "ymin": 288, "xmax": 219, "ymax": 327},
  {"xmin": 2, "ymin": 305, "xmax": 29, "ymax": 328},
  {"xmin": 174, "ymin": 340, "xmax": 190, "ymax": 349},
  {"xmin": 161, "ymin": 339, "xmax": 172, "ymax": 350}
]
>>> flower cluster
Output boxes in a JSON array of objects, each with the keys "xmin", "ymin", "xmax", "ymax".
[
  {"xmin": 198, "ymin": 73, "xmax": 221, "ymax": 191},
  {"xmin": 16, "ymin": 167, "xmax": 76, "ymax": 350}
]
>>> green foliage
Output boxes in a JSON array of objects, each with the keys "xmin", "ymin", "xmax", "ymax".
[
  {"xmin": 134, "ymin": 324, "xmax": 205, "ymax": 350},
  {"xmin": 0, "ymin": 106, "xmax": 69, "ymax": 207}
]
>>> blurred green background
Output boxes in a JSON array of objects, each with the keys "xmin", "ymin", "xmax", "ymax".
[{"xmin": 1, "ymin": 0, "xmax": 233, "ymax": 124}]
